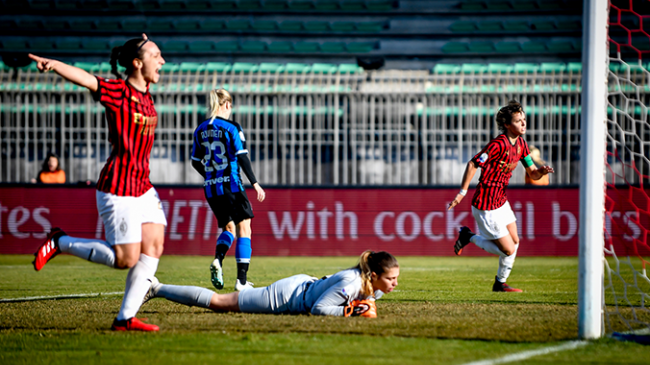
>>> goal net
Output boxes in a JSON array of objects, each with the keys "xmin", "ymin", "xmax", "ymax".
[{"xmin": 604, "ymin": 0, "xmax": 650, "ymax": 340}]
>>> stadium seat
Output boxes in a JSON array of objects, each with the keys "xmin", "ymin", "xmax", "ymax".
[
  {"xmin": 338, "ymin": 64, "xmax": 361, "ymax": 74},
  {"xmin": 502, "ymin": 21, "xmax": 529, "ymax": 32},
  {"xmin": 287, "ymin": 0, "xmax": 313, "ymax": 10},
  {"xmin": 188, "ymin": 41, "xmax": 214, "ymax": 52},
  {"xmin": 485, "ymin": 1, "xmax": 511, "ymax": 11},
  {"xmin": 442, "ymin": 42, "xmax": 469, "ymax": 53},
  {"xmin": 278, "ymin": 21, "xmax": 302, "ymax": 31},
  {"xmin": 346, "ymin": 42, "xmax": 375, "ymax": 53},
  {"xmin": 123, "ymin": 20, "xmax": 144, "ymax": 33},
  {"xmin": 285, "ymin": 63, "xmax": 310, "ymax": 73},
  {"xmin": 313, "ymin": 1, "xmax": 339, "ymax": 11},
  {"xmin": 30, "ymin": 0, "xmax": 52, "ymax": 10},
  {"xmin": 110, "ymin": 0, "xmax": 136, "ymax": 11},
  {"xmin": 468, "ymin": 42, "xmax": 494, "ymax": 53},
  {"xmin": 366, "ymin": 0, "xmax": 393, "ymax": 11},
  {"xmin": 43, "ymin": 19, "xmax": 69, "ymax": 31},
  {"xmin": 521, "ymin": 41, "xmax": 546, "ymax": 52},
  {"xmin": 263, "ymin": 0, "xmax": 287, "ymax": 10},
  {"xmin": 312, "ymin": 63, "xmax": 337, "ymax": 74},
  {"xmin": 356, "ymin": 21, "xmax": 385, "ymax": 32},
  {"xmin": 539, "ymin": 62, "xmax": 566, "ymax": 73},
  {"xmin": 175, "ymin": 20, "xmax": 200, "ymax": 31},
  {"xmin": 449, "ymin": 21, "xmax": 477, "ymax": 32},
  {"xmin": 19, "ymin": 20, "xmax": 44, "ymax": 30},
  {"xmin": 546, "ymin": 41, "xmax": 574, "ymax": 53},
  {"xmin": 199, "ymin": 20, "xmax": 225, "ymax": 32},
  {"xmin": 294, "ymin": 42, "xmax": 319, "ymax": 53},
  {"xmin": 82, "ymin": 39, "xmax": 110, "ymax": 52},
  {"xmin": 205, "ymin": 62, "xmax": 232, "ymax": 72},
  {"xmin": 340, "ymin": 1, "xmax": 365, "ymax": 11},
  {"xmin": 433, "ymin": 64, "xmax": 460, "ymax": 74},
  {"xmin": 556, "ymin": 20, "xmax": 582, "ymax": 31},
  {"xmin": 567, "ymin": 62, "xmax": 582, "ymax": 72},
  {"xmin": 215, "ymin": 41, "xmax": 239, "ymax": 52},
  {"xmin": 184, "ymin": 1, "xmax": 211, "ymax": 10},
  {"xmin": 73, "ymin": 62, "xmax": 100, "ymax": 72},
  {"xmin": 0, "ymin": 19, "xmax": 17, "ymax": 32},
  {"xmin": 226, "ymin": 20, "xmax": 251, "ymax": 31},
  {"xmin": 267, "ymin": 42, "xmax": 292, "ymax": 52},
  {"xmin": 476, "ymin": 21, "xmax": 502, "ymax": 32},
  {"xmin": 459, "ymin": 1, "xmax": 484, "ymax": 11},
  {"xmin": 240, "ymin": 41, "xmax": 266, "ymax": 52},
  {"xmin": 29, "ymin": 39, "xmax": 55, "ymax": 51},
  {"xmin": 162, "ymin": 40, "xmax": 188, "ymax": 52},
  {"xmin": 487, "ymin": 63, "xmax": 513, "ymax": 73},
  {"xmin": 148, "ymin": 20, "xmax": 174, "ymax": 33},
  {"xmin": 513, "ymin": 63, "xmax": 540, "ymax": 73},
  {"xmin": 57, "ymin": 40, "xmax": 82, "ymax": 51},
  {"xmin": 237, "ymin": 0, "xmax": 261, "ymax": 10},
  {"xmin": 259, "ymin": 63, "xmax": 283, "ymax": 73},
  {"xmin": 511, "ymin": 0, "xmax": 537, "ymax": 10},
  {"xmin": 159, "ymin": 0, "xmax": 185, "ymax": 11},
  {"xmin": 331, "ymin": 22, "xmax": 356, "ymax": 32},
  {"xmin": 537, "ymin": 0, "xmax": 563, "ymax": 10},
  {"xmin": 232, "ymin": 62, "xmax": 258, "ymax": 73},
  {"xmin": 461, "ymin": 64, "xmax": 486, "ymax": 73},
  {"xmin": 531, "ymin": 21, "xmax": 555, "ymax": 31},
  {"xmin": 495, "ymin": 42, "xmax": 520, "ymax": 53},
  {"xmin": 210, "ymin": 1, "xmax": 235, "ymax": 10},
  {"xmin": 96, "ymin": 20, "xmax": 121, "ymax": 32},
  {"xmin": 179, "ymin": 62, "xmax": 205, "ymax": 72},
  {"xmin": 320, "ymin": 42, "xmax": 346, "ymax": 53},
  {"xmin": 252, "ymin": 20, "xmax": 277, "ymax": 31},
  {"xmin": 304, "ymin": 21, "xmax": 330, "ymax": 32}
]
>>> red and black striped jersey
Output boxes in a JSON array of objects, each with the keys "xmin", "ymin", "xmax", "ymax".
[
  {"xmin": 91, "ymin": 77, "xmax": 158, "ymax": 197},
  {"xmin": 470, "ymin": 134, "xmax": 532, "ymax": 211}
]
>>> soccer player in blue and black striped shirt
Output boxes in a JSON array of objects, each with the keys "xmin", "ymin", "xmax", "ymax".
[{"xmin": 191, "ymin": 89, "xmax": 266, "ymax": 292}]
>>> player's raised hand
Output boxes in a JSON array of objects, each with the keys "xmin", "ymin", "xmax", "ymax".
[
  {"xmin": 253, "ymin": 183, "xmax": 266, "ymax": 202},
  {"xmin": 28, "ymin": 54, "xmax": 59, "ymax": 73},
  {"xmin": 539, "ymin": 165, "xmax": 555, "ymax": 175},
  {"xmin": 448, "ymin": 194, "xmax": 464, "ymax": 210}
]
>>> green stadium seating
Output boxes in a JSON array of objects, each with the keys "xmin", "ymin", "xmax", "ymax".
[
  {"xmin": 366, "ymin": 0, "xmax": 393, "ymax": 11},
  {"xmin": 210, "ymin": 1, "xmax": 235, "ymax": 10},
  {"xmin": 159, "ymin": 0, "xmax": 185, "ymax": 11},
  {"xmin": 30, "ymin": 39, "xmax": 55, "ymax": 51},
  {"xmin": 123, "ymin": 20, "xmax": 144, "ymax": 33},
  {"xmin": 556, "ymin": 20, "xmax": 582, "ymax": 31},
  {"xmin": 321, "ymin": 42, "xmax": 346, "ymax": 53},
  {"xmin": 441, "ymin": 42, "xmax": 469, "ymax": 53},
  {"xmin": 184, "ymin": 1, "xmax": 211, "ymax": 10},
  {"xmin": 540, "ymin": 62, "xmax": 566, "ymax": 73},
  {"xmin": 461, "ymin": 64, "xmax": 486, "ymax": 74},
  {"xmin": 487, "ymin": 63, "xmax": 513, "ymax": 73},
  {"xmin": 346, "ymin": 42, "xmax": 375, "ymax": 53},
  {"xmin": 514, "ymin": 63, "xmax": 540, "ymax": 73},
  {"xmin": 188, "ymin": 41, "xmax": 214, "ymax": 52},
  {"xmin": 312, "ymin": 63, "xmax": 338, "ymax": 74},
  {"xmin": 356, "ymin": 21, "xmax": 385, "ymax": 32},
  {"xmin": 503, "ymin": 21, "xmax": 529, "ymax": 32},
  {"xmin": 215, "ymin": 41, "xmax": 239, "ymax": 52},
  {"xmin": 44, "ymin": 19, "xmax": 69, "ymax": 31},
  {"xmin": 175, "ymin": 20, "xmax": 200, "ymax": 31},
  {"xmin": 252, "ymin": 20, "xmax": 277, "ymax": 31},
  {"xmin": 20, "ymin": 20, "xmax": 44, "ymax": 30},
  {"xmin": 238, "ymin": 0, "xmax": 261, "ymax": 10},
  {"xmin": 179, "ymin": 62, "xmax": 205, "ymax": 72},
  {"xmin": 30, "ymin": 0, "xmax": 52, "ymax": 10},
  {"xmin": 199, "ymin": 20, "xmax": 225, "ymax": 32},
  {"xmin": 567, "ymin": 62, "xmax": 582, "ymax": 72},
  {"xmin": 148, "ymin": 20, "xmax": 174, "ymax": 32},
  {"xmin": 69, "ymin": 20, "xmax": 95, "ymax": 32},
  {"xmin": 73, "ymin": 62, "xmax": 100, "ymax": 72},
  {"xmin": 259, "ymin": 63, "xmax": 283, "ymax": 73},
  {"xmin": 232, "ymin": 62, "xmax": 258, "ymax": 73},
  {"xmin": 531, "ymin": 21, "xmax": 555, "ymax": 31},
  {"xmin": 468, "ymin": 42, "xmax": 494, "ymax": 53},
  {"xmin": 205, "ymin": 62, "xmax": 231, "ymax": 72},
  {"xmin": 285, "ymin": 63, "xmax": 311, "ymax": 73},
  {"xmin": 0, "ymin": 20, "xmax": 17, "ymax": 32},
  {"xmin": 331, "ymin": 22, "xmax": 356, "ymax": 32},
  {"xmin": 304, "ymin": 21, "xmax": 330, "ymax": 32},
  {"xmin": 82, "ymin": 39, "xmax": 110, "ymax": 52},
  {"xmin": 162, "ymin": 40, "xmax": 188, "ymax": 52},
  {"xmin": 226, "ymin": 20, "xmax": 250, "ymax": 31},
  {"xmin": 340, "ymin": 1, "xmax": 365, "ymax": 11},
  {"xmin": 546, "ymin": 41, "xmax": 574, "ymax": 53},
  {"xmin": 537, "ymin": 0, "xmax": 563, "ymax": 10},
  {"xmin": 57, "ymin": 40, "xmax": 82, "ymax": 51},
  {"xmin": 110, "ymin": 0, "xmax": 136, "ymax": 11},
  {"xmin": 476, "ymin": 21, "xmax": 502, "ymax": 32},
  {"xmin": 294, "ymin": 42, "xmax": 319, "ymax": 52},
  {"xmin": 267, "ymin": 42, "xmax": 292, "ymax": 52},
  {"xmin": 313, "ymin": 2, "xmax": 338, "ymax": 11},
  {"xmin": 433, "ymin": 64, "xmax": 460, "ymax": 74},
  {"xmin": 495, "ymin": 42, "xmax": 520, "ymax": 53},
  {"xmin": 485, "ymin": 1, "xmax": 511, "ymax": 11},
  {"xmin": 521, "ymin": 41, "xmax": 546, "ymax": 52},
  {"xmin": 459, "ymin": 1, "xmax": 484, "ymax": 11},
  {"xmin": 278, "ymin": 21, "xmax": 302, "ymax": 31},
  {"xmin": 338, "ymin": 64, "xmax": 361, "ymax": 74},
  {"xmin": 240, "ymin": 41, "xmax": 266, "ymax": 52},
  {"xmin": 449, "ymin": 21, "xmax": 477, "ymax": 32},
  {"xmin": 96, "ymin": 20, "xmax": 121, "ymax": 32},
  {"xmin": 512, "ymin": 0, "xmax": 537, "ymax": 10}
]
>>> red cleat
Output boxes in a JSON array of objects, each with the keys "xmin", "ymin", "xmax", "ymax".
[
  {"xmin": 33, "ymin": 228, "xmax": 66, "ymax": 271},
  {"xmin": 492, "ymin": 276, "xmax": 523, "ymax": 292},
  {"xmin": 111, "ymin": 317, "xmax": 159, "ymax": 332}
]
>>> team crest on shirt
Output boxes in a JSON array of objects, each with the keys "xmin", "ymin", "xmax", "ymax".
[
  {"xmin": 119, "ymin": 219, "xmax": 128, "ymax": 236},
  {"xmin": 478, "ymin": 153, "xmax": 488, "ymax": 163},
  {"xmin": 131, "ymin": 96, "xmax": 140, "ymax": 104},
  {"xmin": 517, "ymin": 145, "xmax": 521, "ymax": 155}
]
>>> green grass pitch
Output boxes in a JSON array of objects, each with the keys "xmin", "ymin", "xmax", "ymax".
[{"xmin": 1, "ymin": 255, "xmax": 647, "ymax": 364}]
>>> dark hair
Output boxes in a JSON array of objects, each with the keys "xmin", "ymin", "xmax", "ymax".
[
  {"xmin": 41, "ymin": 152, "xmax": 61, "ymax": 172},
  {"xmin": 109, "ymin": 37, "xmax": 149, "ymax": 79},
  {"xmin": 496, "ymin": 100, "xmax": 524, "ymax": 133},
  {"xmin": 354, "ymin": 250, "xmax": 399, "ymax": 296}
]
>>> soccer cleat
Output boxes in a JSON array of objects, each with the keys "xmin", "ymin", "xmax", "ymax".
[
  {"xmin": 454, "ymin": 226, "xmax": 475, "ymax": 256},
  {"xmin": 33, "ymin": 227, "xmax": 66, "ymax": 271},
  {"xmin": 234, "ymin": 280, "xmax": 254, "ymax": 292},
  {"xmin": 210, "ymin": 258, "xmax": 224, "ymax": 290},
  {"xmin": 492, "ymin": 277, "xmax": 523, "ymax": 292},
  {"xmin": 142, "ymin": 277, "xmax": 161, "ymax": 305},
  {"xmin": 111, "ymin": 317, "xmax": 159, "ymax": 332}
]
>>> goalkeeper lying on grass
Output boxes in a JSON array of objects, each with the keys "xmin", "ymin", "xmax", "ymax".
[{"xmin": 143, "ymin": 250, "xmax": 399, "ymax": 317}]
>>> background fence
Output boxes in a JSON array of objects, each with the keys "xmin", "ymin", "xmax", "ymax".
[{"xmin": 1, "ymin": 63, "xmax": 641, "ymax": 186}]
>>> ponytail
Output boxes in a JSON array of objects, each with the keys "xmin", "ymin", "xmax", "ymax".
[
  {"xmin": 108, "ymin": 37, "xmax": 149, "ymax": 79},
  {"xmin": 354, "ymin": 250, "xmax": 399, "ymax": 296},
  {"xmin": 208, "ymin": 88, "xmax": 233, "ymax": 118}
]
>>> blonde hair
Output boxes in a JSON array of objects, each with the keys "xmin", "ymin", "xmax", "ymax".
[
  {"xmin": 354, "ymin": 250, "xmax": 399, "ymax": 296},
  {"xmin": 208, "ymin": 89, "xmax": 233, "ymax": 118}
]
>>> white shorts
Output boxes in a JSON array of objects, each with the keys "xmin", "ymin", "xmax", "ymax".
[
  {"xmin": 96, "ymin": 188, "xmax": 167, "ymax": 245},
  {"xmin": 238, "ymin": 274, "xmax": 316, "ymax": 314},
  {"xmin": 471, "ymin": 201, "xmax": 517, "ymax": 240}
]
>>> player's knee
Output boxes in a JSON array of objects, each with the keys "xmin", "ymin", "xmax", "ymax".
[
  {"xmin": 114, "ymin": 256, "xmax": 138, "ymax": 269},
  {"xmin": 503, "ymin": 247, "xmax": 516, "ymax": 256}
]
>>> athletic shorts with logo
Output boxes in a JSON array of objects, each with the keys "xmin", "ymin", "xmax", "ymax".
[
  {"xmin": 206, "ymin": 190, "xmax": 254, "ymax": 228},
  {"xmin": 96, "ymin": 187, "xmax": 167, "ymax": 245},
  {"xmin": 471, "ymin": 200, "xmax": 517, "ymax": 240}
]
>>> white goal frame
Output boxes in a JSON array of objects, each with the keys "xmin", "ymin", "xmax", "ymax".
[{"xmin": 578, "ymin": 0, "xmax": 609, "ymax": 340}]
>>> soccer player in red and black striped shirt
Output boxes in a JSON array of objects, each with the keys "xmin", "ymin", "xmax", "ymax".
[
  {"xmin": 448, "ymin": 101, "xmax": 554, "ymax": 292},
  {"xmin": 29, "ymin": 34, "xmax": 166, "ymax": 331}
]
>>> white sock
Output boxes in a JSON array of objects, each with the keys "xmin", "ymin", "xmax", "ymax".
[
  {"xmin": 116, "ymin": 254, "xmax": 159, "ymax": 321},
  {"xmin": 58, "ymin": 235, "xmax": 115, "ymax": 268},
  {"xmin": 470, "ymin": 235, "xmax": 507, "ymax": 258},
  {"xmin": 497, "ymin": 244, "xmax": 519, "ymax": 283},
  {"xmin": 156, "ymin": 284, "xmax": 214, "ymax": 309}
]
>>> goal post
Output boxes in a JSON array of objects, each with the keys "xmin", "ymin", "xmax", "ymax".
[{"xmin": 578, "ymin": 0, "xmax": 609, "ymax": 340}]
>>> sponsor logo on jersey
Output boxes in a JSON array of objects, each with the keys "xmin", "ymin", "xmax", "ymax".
[
  {"xmin": 479, "ymin": 153, "xmax": 488, "ymax": 163},
  {"xmin": 204, "ymin": 175, "xmax": 231, "ymax": 186},
  {"xmin": 133, "ymin": 113, "xmax": 158, "ymax": 135}
]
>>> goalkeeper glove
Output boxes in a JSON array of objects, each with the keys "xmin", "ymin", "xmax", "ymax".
[{"xmin": 343, "ymin": 299, "xmax": 377, "ymax": 318}]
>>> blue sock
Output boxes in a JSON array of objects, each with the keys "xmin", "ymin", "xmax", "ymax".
[
  {"xmin": 215, "ymin": 231, "xmax": 235, "ymax": 264},
  {"xmin": 236, "ymin": 237, "xmax": 252, "ymax": 284}
]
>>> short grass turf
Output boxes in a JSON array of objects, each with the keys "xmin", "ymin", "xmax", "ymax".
[{"xmin": 0, "ymin": 255, "xmax": 648, "ymax": 365}]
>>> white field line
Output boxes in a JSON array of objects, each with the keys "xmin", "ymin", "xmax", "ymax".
[
  {"xmin": 0, "ymin": 292, "xmax": 123, "ymax": 303},
  {"xmin": 460, "ymin": 341, "xmax": 588, "ymax": 365}
]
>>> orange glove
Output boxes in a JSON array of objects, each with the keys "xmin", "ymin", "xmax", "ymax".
[{"xmin": 343, "ymin": 299, "xmax": 377, "ymax": 318}]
